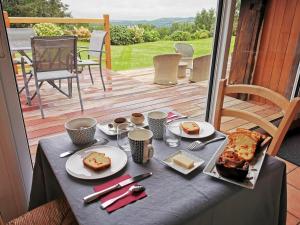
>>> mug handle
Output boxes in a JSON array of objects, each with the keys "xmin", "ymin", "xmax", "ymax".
[{"xmin": 147, "ymin": 144, "xmax": 154, "ymax": 159}]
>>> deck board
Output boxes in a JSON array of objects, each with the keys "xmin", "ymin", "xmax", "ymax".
[{"xmin": 18, "ymin": 67, "xmax": 282, "ymax": 161}]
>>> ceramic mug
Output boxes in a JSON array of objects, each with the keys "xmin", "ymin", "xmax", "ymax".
[
  {"xmin": 128, "ymin": 128, "xmax": 154, "ymax": 164},
  {"xmin": 65, "ymin": 117, "xmax": 97, "ymax": 145},
  {"xmin": 147, "ymin": 111, "xmax": 168, "ymax": 139}
]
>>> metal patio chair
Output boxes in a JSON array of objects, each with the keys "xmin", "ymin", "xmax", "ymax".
[
  {"xmin": 174, "ymin": 43, "xmax": 194, "ymax": 70},
  {"xmin": 7, "ymin": 28, "xmax": 36, "ymax": 105},
  {"xmin": 77, "ymin": 30, "xmax": 107, "ymax": 91},
  {"xmin": 31, "ymin": 36, "xmax": 84, "ymax": 118}
]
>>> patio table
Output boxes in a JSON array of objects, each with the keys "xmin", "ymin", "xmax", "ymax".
[{"xmin": 29, "ymin": 126, "xmax": 287, "ymax": 225}]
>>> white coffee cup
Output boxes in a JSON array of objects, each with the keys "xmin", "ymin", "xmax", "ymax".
[{"xmin": 128, "ymin": 128, "xmax": 154, "ymax": 164}]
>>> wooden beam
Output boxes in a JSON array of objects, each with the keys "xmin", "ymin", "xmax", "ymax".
[
  {"xmin": 103, "ymin": 14, "xmax": 112, "ymax": 70},
  {"xmin": 228, "ymin": 0, "xmax": 265, "ymax": 98},
  {"xmin": 8, "ymin": 17, "xmax": 104, "ymax": 24},
  {"xmin": 3, "ymin": 11, "xmax": 10, "ymax": 28}
]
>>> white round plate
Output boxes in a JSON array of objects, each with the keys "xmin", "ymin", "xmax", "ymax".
[
  {"xmin": 168, "ymin": 120, "xmax": 215, "ymax": 139},
  {"xmin": 65, "ymin": 145, "xmax": 128, "ymax": 180}
]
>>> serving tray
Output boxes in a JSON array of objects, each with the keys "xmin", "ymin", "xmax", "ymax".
[{"xmin": 203, "ymin": 137, "xmax": 270, "ymax": 189}]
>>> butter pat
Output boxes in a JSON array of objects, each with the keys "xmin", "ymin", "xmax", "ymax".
[{"xmin": 173, "ymin": 154, "xmax": 194, "ymax": 169}]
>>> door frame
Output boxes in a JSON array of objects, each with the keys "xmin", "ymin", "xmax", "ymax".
[
  {"xmin": 0, "ymin": 4, "xmax": 32, "ymax": 221},
  {"xmin": 205, "ymin": 0, "xmax": 236, "ymax": 122}
]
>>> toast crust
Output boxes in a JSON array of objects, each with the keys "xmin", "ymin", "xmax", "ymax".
[{"xmin": 83, "ymin": 152, "xmax": 111, "ymax": 171}]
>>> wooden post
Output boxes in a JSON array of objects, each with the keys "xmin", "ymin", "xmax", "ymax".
[
  {"xmin": 3, "ymin": 11, "xmax": 19, "ymax": 74},
  {"xmin": 3, "ymin": 11, "xmax": 10, "ymax": 27},
  {"xmin": 103, "ymin": 14, "xmax": 112, "ymax": 70},
  {"xmin": 228, "ymin": 0, "xmax": 265, "ymax": 99}
]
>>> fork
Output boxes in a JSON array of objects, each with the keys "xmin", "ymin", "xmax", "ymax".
[{"xmin": 187, "ymin": 136, "xmax": 226, "ymax": 151}]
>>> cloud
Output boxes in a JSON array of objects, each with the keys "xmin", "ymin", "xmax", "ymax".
[{"xmin": 61, "ymin": 0, "xmax": 217, "ymax": 20}]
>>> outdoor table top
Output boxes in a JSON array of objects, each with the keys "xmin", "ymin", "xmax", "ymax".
[{"xmin": 29, "ymin": 122, "xmax": 287, "ymax": 225}]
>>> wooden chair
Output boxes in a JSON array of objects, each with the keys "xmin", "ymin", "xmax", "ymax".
[
  {"xmin": 0, "ymin": 199, "xmax": 78, "ymax": 225},
  {"xmin": 214, "ymin": 79, "xmax": 300, "ymax": 156}
]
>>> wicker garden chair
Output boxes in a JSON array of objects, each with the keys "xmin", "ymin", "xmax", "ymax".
[
  {"xmin": 189, "ymin": 55, "xmax": 211, "ymax": 82},
  {"xmin": 77, "ymin": 30, "xmax": 107, "ymax": 91},
  {"xmin": 31, "ymin": 36, "xmax": 84, "ymax": 118},
  {"xmin": 0, "ymin": 198, "xmax": 78, "ymax": 225},
  {"xmin": 153, "ymin": 54, "xmax": 181, "ymax": 85},
  {"xmin": 174, "ymin": 43, "xmax": 194, "ymax": 70}
]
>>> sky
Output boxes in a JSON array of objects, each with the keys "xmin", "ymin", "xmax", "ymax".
[{"xmin": 61, "ymin": 0, "xmax": 217, "ymax": 20}]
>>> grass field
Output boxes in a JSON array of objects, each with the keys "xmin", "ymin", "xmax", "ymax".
[{"xmin": 79, "ymin": 37, "xmax": 235, "ymax": 71}]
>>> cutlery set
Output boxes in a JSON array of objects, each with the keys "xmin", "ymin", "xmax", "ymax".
[{"xmin": 83, "ymin": 172, "xmax": 152, "ymax": 209}]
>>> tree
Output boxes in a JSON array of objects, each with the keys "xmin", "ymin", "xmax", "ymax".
[
  {"xmin": 2, "ymin": 0, "xmax": 70, "ymax": 17},
  {"xmin": 194, "ymin": 8, "xmax": 216, "ymax": 33}
]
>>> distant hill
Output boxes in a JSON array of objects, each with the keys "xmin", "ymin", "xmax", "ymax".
[{"xmin": 111, "ymin": 17, "xmax": 195, "ymax": 27}]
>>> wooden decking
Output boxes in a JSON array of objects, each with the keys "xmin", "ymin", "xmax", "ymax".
[{"xmin": 18, "ymin": 67, "xmax": 283, "ymax": 161}]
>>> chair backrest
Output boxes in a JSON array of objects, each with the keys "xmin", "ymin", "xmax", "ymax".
[
  {"xmin": 31, "ymin": 36, "xmax": 77, "ymax": 73},
  {"xmin": 174, "ymin": 43, "xmax": 194, "ymax": 57},
  {"xmin": 88, "ymin": 30, "xmax": 107, "ymax": 58},
  {"xmin": 190, "ymin": 55, "xmax": 211, "ymax": 82},
  {"xmin": 214, "ymin": 79, "xmax": 300, "ymax": 156},
  {"xmin": 6, "ymin": 28, "xmax": 36, "ymax": 51},
  {"xmin": 153, "ymin": 54, "xmax": 181, "ymax": 85}
]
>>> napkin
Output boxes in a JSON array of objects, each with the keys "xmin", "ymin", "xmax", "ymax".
[
  {"xmin": 167, "ymin": 111, "xmax": 179, "ymax": 119},
  {"xmin": 94, "ymin": 174, "xmax": 147, "ymax": 213}
]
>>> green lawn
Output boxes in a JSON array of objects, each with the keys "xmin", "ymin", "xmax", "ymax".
[{"xmin": 78, "ymin": 37, "xmax": 235, "ymax": 71}]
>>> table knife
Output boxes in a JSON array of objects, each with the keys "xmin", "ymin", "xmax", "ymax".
[
  {"xmin": 59, "ymin": 138, "xmax": 108, "ymax": 158},
  {"xmin": 83, "ymin": 172, "xmax": 152, "ymax": 204}
]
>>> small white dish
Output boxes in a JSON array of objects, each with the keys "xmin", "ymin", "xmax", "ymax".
[
  {"xmin": 162, "ymin": 150, "xmax": 205, "ymax": 175},
  {"xmin": 65, "ymin": 145, "xmax": 127, "ymax": 180},
  {"xmin": 168, "ymin": 120, "xmax": 215, "ymax": 139}
]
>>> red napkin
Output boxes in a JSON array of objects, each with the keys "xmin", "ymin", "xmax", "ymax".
[
  {"xmin": 94, "ymin": 174, "xmax": 147, "ymax": 213},
  {"xmin": 167, "ymin": 111, "xmax": 179, "ymax": 119}
]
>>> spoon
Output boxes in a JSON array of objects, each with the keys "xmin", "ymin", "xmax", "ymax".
[
  {"xmin": 101, "ymin": 185, "xmax": 145, "ymax": 209},
  {"xmin": 187, "ymin": 136, "xmax": 226, "ymax": 151},
  {"xmin": 59, "ymin": 138, "xmax": 109, "ymax": 158}
]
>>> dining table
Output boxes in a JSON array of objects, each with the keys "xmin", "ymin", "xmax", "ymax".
[{"xmin": 29, "ymin": 114, "xmax": 287, "ymax": 225}]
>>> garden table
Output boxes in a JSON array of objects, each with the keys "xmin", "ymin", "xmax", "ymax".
[
  {"xmin": 177, "ymin": 62, "xmax": 188, "ymax": 78},
  {"xmin": 29, "ymin": 124, "xmax": 287, "ymax": 225}
]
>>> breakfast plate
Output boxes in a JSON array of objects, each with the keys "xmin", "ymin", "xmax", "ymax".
[
  {"xmin": 65, "ymin": 145, "xmax": 127, "ymax": 180},
  {"xmin": 162, "ymin": 150, "xmax": 204, "ymax": 175},
  {"xmin": 168, "ymin": 119, "xmax": 215, "ymax": 139}
]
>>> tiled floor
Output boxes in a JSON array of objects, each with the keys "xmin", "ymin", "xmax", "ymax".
[{"xmin": 278, "ymin": 158, "xmax": 300, "ymax": 225}]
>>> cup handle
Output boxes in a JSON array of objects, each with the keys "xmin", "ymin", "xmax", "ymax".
[{"xmin": 147, "ymin": 144, "xmax": 154, "ymax": 159}]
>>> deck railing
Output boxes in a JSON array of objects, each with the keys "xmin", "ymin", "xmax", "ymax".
[{"xmin": 3, "ymin": 11, "xmax": 112, "ymax": 70}]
